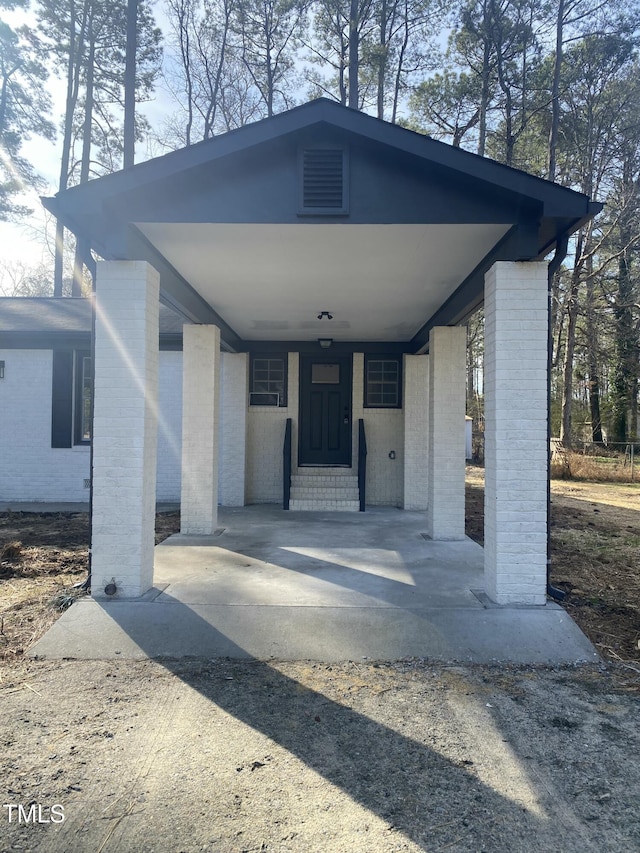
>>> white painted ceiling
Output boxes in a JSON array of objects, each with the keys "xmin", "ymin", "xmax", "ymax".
[{"xmin": 137, "ymin": 223, "xmax": 510, "ymax": 341}]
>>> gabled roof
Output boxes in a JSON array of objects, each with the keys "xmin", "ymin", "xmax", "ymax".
[
  {"xmin": 46, "ymin": 99, "xmax": 598, "ymax": 224},
  {"xmin": 41, "ymin": 99, "xmax": 601, "ymax": 351}
]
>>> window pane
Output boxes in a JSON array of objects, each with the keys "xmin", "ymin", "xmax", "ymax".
[
  {"xmin": 312, "ymin": 363, "xmax": 340, "ymax": 384},
  {"xmin": 250, "ymin": 355, "xmax": 287, "ymax": 405},
  {"xmin": 365, "ymin": 358, "xmax": 400, "ymax": 407}
]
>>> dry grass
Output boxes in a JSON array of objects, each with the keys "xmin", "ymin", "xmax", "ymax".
[
  {"xmin": 551, "ymin": 449, "xmax": 638, "ymax": 483},
  {"xmin": 0, "ymin": 511, "xmax": 181, "ymax": 669}
]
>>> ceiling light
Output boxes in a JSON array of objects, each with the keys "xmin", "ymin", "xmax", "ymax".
[
  {"xmin": 317, "ymin": 311, "xmax": 333, "ymax": 320},
  {"xmin": 318, "ymin": 338, "xmax": 333, "ymax": 349}
]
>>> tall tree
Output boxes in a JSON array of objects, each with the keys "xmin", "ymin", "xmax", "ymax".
[
  {"xmin": 234, "ymin": 0, "xmax": 307, "ymax": 117},
  {"xmin": 37, "ymin": 0, "xmax": 161, "ymax": 294},
  {"xmin": 0, "ymin": 5, "xmax": 53, "ymax": 220}
]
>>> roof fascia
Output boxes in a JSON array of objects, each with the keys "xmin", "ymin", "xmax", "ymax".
[
  {"xmin": 0, "ymin": 329, "xmax": 184, "ymax": 350},
  {"xmin": 0, "ymin": 331, "xmax": 91, "ymax": 349}
]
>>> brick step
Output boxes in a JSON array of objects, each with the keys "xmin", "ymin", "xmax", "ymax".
[
  {"xmin": 290, "ymin": 487, "xmax": 360, "ymax": 500},
  {"xmin": 289, "ymin": 499, "xmax": 361, "ymax": 512},
  {"xmin": 291, "ymin": 476, "xmax": 358, "ymax": 488}
]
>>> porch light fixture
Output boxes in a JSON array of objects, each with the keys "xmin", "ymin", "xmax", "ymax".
[
  {"xmin": 0, "ymin": 360, "xmax": 4, "ymax": 379},
  {"xmin": 318, "ymin": 338, "xmax": 333, "ymax": 349},
  {"xmin": 317, "ymin": 311, "xmax": 333, "ymax": 320}
]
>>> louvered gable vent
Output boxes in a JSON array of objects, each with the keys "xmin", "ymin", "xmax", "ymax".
[{"xmin": 299, "ymin": 147, "xmax": 348, "ymax": 214}]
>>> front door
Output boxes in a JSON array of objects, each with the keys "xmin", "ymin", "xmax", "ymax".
[{"xmin": 299, "ymin": 355, "xmax": 352, "ymax": 466}]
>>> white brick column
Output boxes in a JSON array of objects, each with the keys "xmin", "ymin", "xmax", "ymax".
[
  {"xmin": 403, "ymin": 354, "xmax": 429, "ymax": 510},
  {"xmin": 484, "ymin": 261, "xmax": 548, "ymax": 605},
  {"xmin": 426, "ymin": 327, "xmax": 466, "ymax": 539},
  {"xmin": 181, "ymin": 325, "xmax": 220, "ymax": 533},
  {"xmin": 219, "ymin": 352, "xmax": 248, "ymax": 506},
  {"xmin": 92, "ymin": 261, "xmax": 159, "ymax": 598}
]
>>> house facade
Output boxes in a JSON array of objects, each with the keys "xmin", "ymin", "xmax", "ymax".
[
  {"xmin": 0, "ymin": 299, "xmax": 183, "ymax": 503},
  {"xmin": 28, "ymin": 99, "xmax": 598, "ymax": 606}
]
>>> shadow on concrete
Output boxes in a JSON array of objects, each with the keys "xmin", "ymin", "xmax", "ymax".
[{"xmin": 93, "ymin": 599, "xmax": 555, "ymax": 851}]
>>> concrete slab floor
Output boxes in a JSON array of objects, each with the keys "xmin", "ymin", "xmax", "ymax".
[{"xmin": 29, "ymin": 505, "xmax": 599, "ymax": 665}]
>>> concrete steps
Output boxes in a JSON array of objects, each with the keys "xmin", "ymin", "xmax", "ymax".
[{"xmin": 289, "ymin": 470, "xmax": 360, "ymax": 512}]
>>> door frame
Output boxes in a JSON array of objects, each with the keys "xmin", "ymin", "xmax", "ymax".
[{"xmin": 298, "ymin": 353, "xmax": 353, "ymax": 467}]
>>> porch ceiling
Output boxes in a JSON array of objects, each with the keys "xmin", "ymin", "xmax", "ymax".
[{"xmin": 136, "ymin": 222, "xmax": 510, "ymax": 342}]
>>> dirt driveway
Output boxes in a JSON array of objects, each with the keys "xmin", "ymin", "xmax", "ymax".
[{"xmin": 2, "ymin": 657, "xmax": 639, "ymax": 853}]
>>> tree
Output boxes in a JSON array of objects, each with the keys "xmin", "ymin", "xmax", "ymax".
[
  {"xmin": 408, "ymin": 70, "xmax": 482, "ymax": 146},
  {"xmin": 555, "ymin": 33, "xmax": 638, "ymax": 446},
  {"xmin": 162, "ymin": 0, "xmax": 263, "ymax": 145},
  {"xmin": 36, "ymin": 0, "xmax": 161, "ymax": 294},
  {"xmin": 0, "ymin": 259, "xmax": 54, "ymax": 295},
  {"xmin": 234, "ymin": 0, "xmax": 307, "ymax": 117},
  {"xmin": 0, "ymin": 5, "xmax": 54, "ymax": 220}
]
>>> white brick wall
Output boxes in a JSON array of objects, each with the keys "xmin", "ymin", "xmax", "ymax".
[
  {"xmin": 427, "ymin": 327, "xmax": 466, "ymax": 539},
  {"xmin": 352, "ymin": 354, "xmax": 403, "ymax": 506},
  {"xmin": 0, "ymin": 349, "xmax": 91, "ymax": 502},
  {"xmin": 181, "ymin": 325, "xmax": 220, "ymax": 533},
  {"xmin": 0, "ymin": 349, "xmax": 182, "ymax": 504},
  {"xmin": 246, "ymin": 352, "xmax": 298, "ymax": 503},
  {"xmin": 91, "ymin": 261, "xmax": 159, "ymax": 598},
  {"xmin": 403, "ymin": 354, "xmax": 429, "ymax": 510},
  {"xmin": 484, "ymin": 261, "xmax": 548, "ymax": 605},
  {"xmin": 219, "ymin": 352, "xmax": 248, "ymax": 506},
  {"xmin": 156, "ymin": 350, "xmax": 183, "ymax": 501}
]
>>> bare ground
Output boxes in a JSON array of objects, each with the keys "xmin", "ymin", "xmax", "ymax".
[{"xmin": 1, "ymin": 480, "xmax": 639, "ymax": 852}]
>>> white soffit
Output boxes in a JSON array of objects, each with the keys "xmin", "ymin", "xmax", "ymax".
[{"xmin": 137, "ymin": 223, "xmax": 510, "ymax": 341}]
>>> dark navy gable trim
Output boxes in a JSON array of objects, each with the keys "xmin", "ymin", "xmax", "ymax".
[
  {"xmin": 51, "ymin": 350, "xmax": 74, "ymax": 448},
  {"xmin": 45, "ymin": 99, "xmax": 595, "ymax": 218}
]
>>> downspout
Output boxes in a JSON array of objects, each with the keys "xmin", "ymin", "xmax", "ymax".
[{"xmin": 547, "ymin": 234, "xmax": 568, "ymax": 601}]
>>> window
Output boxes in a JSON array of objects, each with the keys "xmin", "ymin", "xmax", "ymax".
[
  {"xmin": 51, "ymin": 349, "xmax": 92, "ymax": 447},
  {"xmin": 74, "ymin": 352, "xmax": 92, "ymax": 444},
  {"xmin": 250, "ymin": 354, "xmax": 287, "ymax": 406},
  {"xmin": 364, "ymin": 356, "xmax": 402, "ymax": 408}
]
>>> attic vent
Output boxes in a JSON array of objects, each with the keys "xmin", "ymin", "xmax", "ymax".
[{"xmin": 299, "ymin": 147, "xmax": 348, "ymax": 215}]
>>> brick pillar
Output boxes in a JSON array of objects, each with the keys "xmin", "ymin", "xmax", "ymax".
[
  {"xmin": 426, "ymin": 327, "xmax": 466, "ymax": 539},
  {"xmin": 403, "ymin": 354, "xmax": 429, "ymax": 510},
  {"xmin": 181, "ymin": 325, "xmax": 220, "ymax": 533},
  {"xmin": 484, "ymin": 261, "xmax": 548, "ymax": 605},
  {"xmin": 92, "ymin": 261, "xmax": 159, "ymax": 598},
  {"xmin": 219, "ymin": 352, "xmax": 248, "ymax": 506}
]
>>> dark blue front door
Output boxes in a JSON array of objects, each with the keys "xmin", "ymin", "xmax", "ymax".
[{"xmin": 299, "ymin": 355, "xmax": 352, "ymax": 466}]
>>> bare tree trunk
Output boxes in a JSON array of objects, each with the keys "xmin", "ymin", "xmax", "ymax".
[
  {"xmin": 477, "ymin": 14, "xmax": 491, "ymax": 157},
  {"xmin": 585, "ymin": 265, "xmax": 603, "ymax": 444},
  {"xmin": 391, "ymin": 0, "xmax": 411, "ymax": 123},
  {"xmin": 123, "ymin": 0, "xmax": 137, "ymax": 168},
  {"xmin": 348, "ymin": 0, "xmax": 359, "ymax": 108},
  {"xmin": 54, "ymin": 0, "xmax": 88, "ymax": 297},
  {"xmin": 548, "ymin": 0, "xmax": 564, "ymax": 181},
  {"xmin": 72, "ymin": 26, "xmax": 95, "ymax": 297},
  {"xmin": 560, "ymin": 231, "xmax": 584, "ymax": 448}
]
